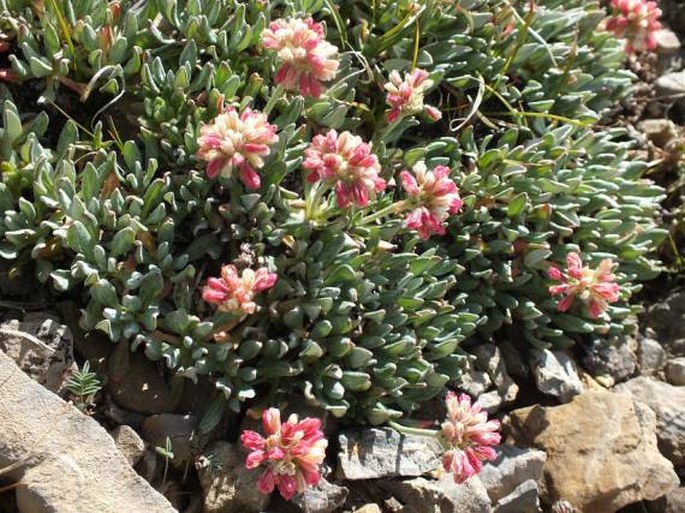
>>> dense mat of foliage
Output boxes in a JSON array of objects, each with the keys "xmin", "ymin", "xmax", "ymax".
[{"xmin": 0, "ymin": 0, "xmax": 666, "ymax": 423}]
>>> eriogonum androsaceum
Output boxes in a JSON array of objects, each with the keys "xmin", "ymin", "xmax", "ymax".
[
  {"xmin": 202, "ymin": 264, "xmax": 277, "ymax": 315},
  {"xmin": 385, "ymin": 69, "xmax": 442, "ymax": 122},
  {"xmin": 196, "ymin": 107, "xmax": 279, "ymax": 189},
  {"xmin": 240, "ymin": 408, "xmax": 328, "ymax": 500},
  {"xmin": 605, "ymin": 0, "xmax": 662, "ymax": 53},
  {"xmin": 400, "ymin": 161, "xmax": 463, "ymax": 239},
  {"xmin": 303, "ymin": 129, "xmax": 386, "ymax": 208},
  {"xmin": 548, "ymin": 252, "xmax": 621, "ymax": 318},
  {"xmin": 440, "ymin": 392, "xmax": 501, "ymax": 483},
  {"xmin": 262, "ymin": 17, "xmax": 339, "ymax": 98}
]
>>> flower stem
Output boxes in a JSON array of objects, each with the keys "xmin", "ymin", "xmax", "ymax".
[
  {"xmin": 359, "ymin": 200, "xmax": 409, "ymax": 225},
  {"xmin": 388, "ymin": 420, "xmax": 440, "ymax": 439}
]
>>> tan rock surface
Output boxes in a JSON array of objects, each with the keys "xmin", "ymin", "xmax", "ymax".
[
  {"xmin": 506, "ymin": 391, "xmax": 678, "ymax": 513},
  {"xmin": 0, "ymin": 350, "xmax": 175, "ymax": 513}
]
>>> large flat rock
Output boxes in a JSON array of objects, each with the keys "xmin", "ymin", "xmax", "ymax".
[{"xmin": 0, "ymin": 350, "xmax": 176, "ymax": 513}]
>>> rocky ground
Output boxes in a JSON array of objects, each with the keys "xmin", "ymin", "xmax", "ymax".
[{"xmin": 0, "ymin": 15, "xmax": 684, "ymax": 513}]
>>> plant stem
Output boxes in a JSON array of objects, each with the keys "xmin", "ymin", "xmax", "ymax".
[{"xmin": 388, "ymin": 420, "xmax": 441, "ymax": 439}]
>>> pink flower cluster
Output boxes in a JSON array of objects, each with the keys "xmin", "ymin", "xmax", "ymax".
[
  {"xmin": 202, "ymin": 264, "xmax": 277, "ymax": 315},
  {"xmin": 262, "ymin": 17, "xmax": 339, "ymax": 98},
  {"xmin": 440, "ymin": 392, "xmax": 501, "ymax": 483},
  {"xmin": 385, "ymin": 69, "xmax": 442, "ymax": 122},
  {"xmin": 548, "ymin": 252, "xmax": 621, "ymax": 318},
  {"xmin": 400, "ymin": 162, "xmax": 463, "ymax": 239},
  {"xmin": 605, "ymin": 0, "xmax": 662, "ymax": 53},
  {"xmin": 241, "ymin": 408, "xmax": 328, "ymax": 500},
  {"xmin": 196, "ymin": 108, "xmax": 278, "ymax": 189},
  {"xmin": 303, "ymin": 129, "xmax": 386, "ymax": 208}
]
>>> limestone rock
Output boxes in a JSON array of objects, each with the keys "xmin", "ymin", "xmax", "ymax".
[
  {"xmin": 111, "ymin": 425, "xmax": 146, "ymax": 466},
  {"xmin": 0, "ymin": 351, "xmax": 175, "ymax": 513},
  {"xmin": 478, "ymin": 445, "xmax": 546, "ymax": 503},
  {"xmin": 293, "ymin": 476, "xmax": 348, "ymax": 513},
  {"xmin": 142, "ymin": 413, "xmax": 196, "ymax": 467},
  {"xmin": 638, "ymin": 337, "xmax": 667, "ymax": 376},
  {"xmin": 666, "ymin": 357, "xmax": 685, "ymax": 386},
  {"xmin": 530, "ymin": 349, "xmax": 583, "ymax": 403},
  {"xmin": 506, "ymin": 390, "xmax": 678, "ymax": 513},
  {"xmin": 197, "ymin": 441, "xmax": 270, "ymax": 513},
  {"xmin": 615, "ymin": 377, "xmax": 685, "ymax": 466},
  {"xmin": 337, "ymin": 428, "xmax": 442, "ymax": 480},
  {"xmin": 379, "ymin": 476, "xmax": 492, "ymax": 513},
  {"xmin": 493, "ymin": 480, "xmax": 541, "ymax": 513},
  {"xmin": 0, "ymin": 315, "xmax": 75, "ymax": 393}
]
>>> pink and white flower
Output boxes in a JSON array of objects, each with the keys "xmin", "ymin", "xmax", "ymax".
[
  {"xmin": 548, "ymin": 252, "xmax": 621, "ymax": 318},
  {"xmin": 303, "ymin": 129, "xmax": 386, "ymax": 208},
  {"xmin": 400, "ymin": 161, "xmax": 463, "ymax": 239},
  {"xmin": 196, "ymin": 108, "xmax": 278, "ymax": 189},
  {"xmin": 240, "ymin": 408, "xmax": 328, "ymax": 501},
  {"xmin": 262, "ymin": 17, "xmax": 339, "ymax": 98},
  {"xmin": 202, "ymin": 264, "xmax": 277, "ymax": 315},
  {"xmin": 605, "ymin": 0, "xmax": 662, "ymax": 53},
  {"xmin": 385, "ymin": 69, "xmax": 442, "ymax": 122},
  {"xmin": 440, "ymin": 392, "xmax": 501, "ymax": 484}
]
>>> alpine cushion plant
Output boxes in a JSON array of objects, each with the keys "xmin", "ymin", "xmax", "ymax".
[
  {"xmin": 605, "ymin": 0, "xmax": 662, "ymax": 53},
  {"xmin": 548, "ymin": 252, "xmax": 621, "ymax": 319},
  {"xmin": 441, "ymin": 392, "xmax": 501, "ymax": 484},
  {"xmin": 202, "ymin": 264, "xmax": 277, "ymax": 316},
  {"xmin": 261, "ymin": 17, "xmax": 339, "ymax": 98},
  {"xmin": 0, "ymin": 0, "xmax": 667, "ymax": 426},
  {"xmin": 400, "ymin": 161, "xmax": 464, "ymax": 240},
  {"xmin": 303, "ymin": 129, "xmax": 386, "ymax": 209},
  {"xmin": 196, "ymin": 107, "xmax": 279, "ymax": 189},
  {"xmin": 240, "ymin": 408, "xmax": 328, "ymax": 500}
]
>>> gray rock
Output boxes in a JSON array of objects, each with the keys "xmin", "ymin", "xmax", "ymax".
[
  {"xmin": 506, "ymin": 390, "xmax": 678, "ymax": 513},
  {"xmin": 656, "ymin": 72, "xmax": 685, "ymax": 106},
  {"xmin": 0, "ymin": 315, "xmax": 75, "ymax": 392},
  {"xmin": 478, "ymin": 445, "xmax": 546, "ymax": 503},
  {"xmin": 656, "ymin": 29, "xmax": 682, "ymax": 55},
  {"xmin": 476, "ymin": 390, "xmax": 504, "ymax": 414},
  {"xmin": 473, "ymin": 344, "xmax": 519, "ymax": 404},
  {"xmin": 337, "ymin": 428, "xmax": 442, "ymax": 480},
  {"xmin": 459, "ymin": 357, "xmax": 493, "ymax": 397},
  {"xmin": 581, "ymin": 340, "xmax": 637, "ymax": 384},
  {"xmin": 615, "ymin": 377, "xmax": 685, "ymax": 466},
  {"xmin": 111, "ymin": 425, "xmax": 146, "ymax": 466},
  {"xmin": 197, "ymin": 441, "xmax": 270, "ymax": 513},
  {"xmin": 499, "ymin": 340, "xmax": 529, "ymax": 379},
  {"xmin": 294, "ymin": 476, "xmax": 348, "ymax": 513},
  {"xmin": 0, "ymin": 350, "xmax": 175, "ymax": 513},
  {"xmin": 639, "ymin": 337, "xmax": 667, "ymax": 376},
  {"xmin": 379, "ymin": 476, "xmax": 492, "ymax": 513},
  {"xmin": 107, "ymin": 350, "xmax": 184, "ymax": 414},
  {"xmin": 530, "ymin": 349, "xmax": 583, "ymax": 403},
  {"xmin": 142, "ymin": 413, "xmax": 196, "ymax": 467},
  {"xmin": 493, "ymin": 480, "xmax": 541, "ymax": 513},
  {"xmin": 352, "ymin": 505, "xmax": 382, "ymax": 513},
  {"xmin": 665, "ymin": 487, "xmax": 685, "ymax": 513},
  {"xmin": 645, "ymin": 291, "xmax": 685, "ymax": 353},
  {"xmin": 666, "ymin": 357, "xmax": 685, "ymax": 386},
  {"xmin": 637, "ymin": 119, "xmax": 679, "ymax": 149}
]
